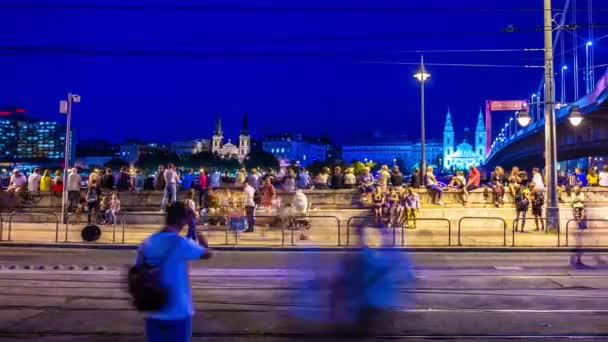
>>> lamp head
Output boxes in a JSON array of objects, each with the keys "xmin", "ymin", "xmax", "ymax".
[
  {"xmin": 569, "ymin": 106, "xmax": 583, "ymax": 126},
  {"xmin": 516, "ymin": 110, "xmax": 531, "ymax": 127},
  {"xmin": 413, "ymin": 66, "xmax": 431, "ymax": 82}
]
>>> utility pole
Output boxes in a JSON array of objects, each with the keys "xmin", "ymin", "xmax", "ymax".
[
  {"xmin": 420, "ymin": 55, "xmax": 426, "ymax": 186},
  {"xmin": 60, "ymin": 93, "xmax": 81, "ymax": 224},
  {"xmin": 544, "ymin": 0, "xmax": 560, "ymax": 232}
]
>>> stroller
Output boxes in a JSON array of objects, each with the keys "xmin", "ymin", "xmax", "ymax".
[{"xmin": 288, "ymin": 201, "xmax": 311, "ymax": 230}]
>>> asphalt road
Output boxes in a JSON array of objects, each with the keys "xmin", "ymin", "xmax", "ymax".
[{"xmin": 0, "ymin": 248, "xmax": 608, "ymax": 341}]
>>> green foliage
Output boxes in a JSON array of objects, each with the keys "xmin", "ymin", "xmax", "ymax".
[
  {"xmin": 244, "ymin": 148, "xmax": 279, "ymax": 170},
  {"xmin": 350, "ymin": 160, "xmax": 377, "ymax": 174},
  {"xmin": 104, "ymin": 157, "xmax": 129, "ymax": 170}
]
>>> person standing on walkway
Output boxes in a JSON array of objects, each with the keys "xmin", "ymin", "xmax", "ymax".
[
  {"xmin": 197, "ymin": 169, "xmax": 208, "ymax": 208},
  {"xmin": 184, "ymin": 189, "xmax": 199, "ymax": 243},
  {"xmin": 161, "ymin": 164, "xmax": 179, "ymax": 211},
  {"xmin": 246, "ymin": 168, "xmax": 260, "ymax": 191},
  {"xmin": 402, "ymin": 187, "xmax": 420, "ymax": 229},
  {"xmin": 377, "ymin": 165, "xmax": 391, "ymax": 193},
  {"xmin": 154, "ymin": 165, "xmax": 166, "ymax": 191},
  {"xmin": 531, "ymin": 184, "xmax": 545, "ymax": 231},
  {"xmin": 261, "ymin": 177, "xmax": 276, "ymax": 210},
  {"xmin": 410, "ymin": 168, "xmax": 421, "ymax": 189},
  {"xmin": 513, "ymin": 184, "xmax": 530, "ymax": 232},
  {"xmin": 181, "ymin": 169, "xmax": 195, "ymax": 191},
  {"xmin": 331, "ymin": 166, "xmax": 344, "ymax": 190},
  {"xmin": 28, "ymin": 168, "xmax": 41, "ymax": 194},
  {"xmin": 101, "ymin": 168, "xmax": 115, "ymax": 193},
  {"xmin": 67, "ymin": 168, "xmax": 82, "ymax": 212},
  {"xmin": 243, "ymin": 182, "xmax": 256, "ymax": 233},
  {"xmin": 85, "ymin": 179, "xmax": 101, "ymax": 224},
  {"xmin": 209, "ymin": 168, "xmax": 222, "ymax": 189},
  {"xmin": 570, "ymin": 186, "xmax": 588, "ymax": 268},
  {"xmin": 116, "ymin": 166, "xmax": 132, "ymax": 192},
  {"xmin": 531, "ymin": 167, "xmax": 545, "ymax": 191},
  {"xmin": 390, "ymin": 166, "xmax": 404, "ymax": 190},
  {"xmin": 297, "ymin": 168, "xmax": 310, "ymax": 190},
  {"xmin": 282, "ymin": 168, "xmax": 297, "ymax": 193},
  {"xmin": 136, "ymin": 202, "xmax": 212, "ymax": 342},
  {"xmin": 135, "ymin": 169, "xmax": 145, "ymax": 193}
]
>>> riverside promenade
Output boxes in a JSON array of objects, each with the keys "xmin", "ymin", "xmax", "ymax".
[{"xmin": 1, "ymin": 188, "xmax": 608, "ymax": 248}]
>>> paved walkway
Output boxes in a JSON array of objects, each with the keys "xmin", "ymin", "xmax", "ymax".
[{"xmin": 2, "ymin": 221, "xmax": 607, "ymax": 248}]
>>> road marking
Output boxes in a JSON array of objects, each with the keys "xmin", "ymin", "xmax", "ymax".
[{"xmin": 494, "ymin": 266, "xmax": 523, "ymax": 270}]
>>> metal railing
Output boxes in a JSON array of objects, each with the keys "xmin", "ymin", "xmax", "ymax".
[
  {"xmin": 345, "ymin": 216, "xmax": 400, "ymax": 246},
  {"xmin": 64, "ymin": 212, "xmax": 119, "ymax": 243},
  {"xmin": 565, "ymin": 219, "xmax": 608, "ymax": 247},
  {"xmin": 458, "ymin": 216, "xmax": 507, "ymax": 247},
  {"xmin": 120, "ymin": 212, "xmax": 167, "ymax": 244},
  {"xmin": 7, "ymin": 212, "xmax": 60, "ymax": 242},
  {"xmin": 401, "ymin": 218, "xmax": 452, "ymax": 247},
  {"xmin": 0, "ymin": 214, "xmax": 3, "ymax": 241}
]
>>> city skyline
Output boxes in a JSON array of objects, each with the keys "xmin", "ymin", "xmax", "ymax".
[{"xmin": 3, "ymin": 1, "xmax": 606, "ymax": 145}]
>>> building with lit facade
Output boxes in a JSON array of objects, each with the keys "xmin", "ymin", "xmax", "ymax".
[
  {"xmin": 341, "ymin": 138, "xmax": 443, "ymax": 171},
  {"xmin": 0, "ymin": 108, "xmax": 70, "ymax": 163},
  {"xmin": 262, "ymin": 134, "xmax": 328, "ymax": 167},
  {"xmin": 442, "ymin": 109, "xmax": 486, "ymax": 171}
]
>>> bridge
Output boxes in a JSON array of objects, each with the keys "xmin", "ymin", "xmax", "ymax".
[{"xmin": 485, "ymin": 68, "xmax": 608, "ymax": 169}]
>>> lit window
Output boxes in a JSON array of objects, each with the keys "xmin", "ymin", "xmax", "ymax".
[{"xmin": 281, "ymin": 148, "xmax": 285, "ymax": 153}]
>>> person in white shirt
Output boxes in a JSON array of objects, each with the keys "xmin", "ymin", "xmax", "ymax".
[
  {"xmin": 243, "ymin": 183, "xmax": 256, "ymax": 233},
  {"xmin": 161, "ymin": 163, "xmax": 180, "ymax": 211},
  {"xmin": 67, "ymin": 168, "xmax": 82, "ymax": 212},
  {"xmin": 8, "ymin": 169, "xmax": 27, "ymax": 193},
  {"xmin": 531, "ymin": 167, "xmax": 545, "ymax": 191},
  {"xmin": 27, "ymin": 168, "xmax": 41, "ymax": 193},
  {"xmin": 599, "ymin": 165, "xmax": 608, "ymax": 187}
]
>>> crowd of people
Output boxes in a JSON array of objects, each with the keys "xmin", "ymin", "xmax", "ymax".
[{"xmin": 3, "ymin": 163, "xmax": 607, "ymax": 232}]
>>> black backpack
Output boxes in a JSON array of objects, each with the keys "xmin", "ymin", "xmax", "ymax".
[{"xmin": 128, "ymin": 238, "xmax": 180, "ymax": 311}]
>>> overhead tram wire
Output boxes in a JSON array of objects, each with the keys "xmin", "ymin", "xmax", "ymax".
[
  {"xmin": 3, "ymin": 3, "xmax": 608, "ymax": 12},
  {"xmin": 398, "ymin": 48, "xmax": 545, "ymax": 54},
  {"xmin": 360, "ymin": 61, "xmax": 544, "ymax": 69}
]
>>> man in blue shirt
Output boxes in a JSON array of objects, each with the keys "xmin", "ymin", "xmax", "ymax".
[
  {"xmin": 181, "ymin": 169, "xmax": 195, "ymax": 190},
  {"xmin": 136, "ymin": 202, "xmax": 212, "ymax": 342},
  {"xmin": 575, "ymin": 167, "xmax": 588, "ymax": 187}
]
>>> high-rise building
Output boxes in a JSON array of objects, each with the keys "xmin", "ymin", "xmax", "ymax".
[{"xmin": 0, "ymin": 108, "xmax": 70, "ymax": 163}]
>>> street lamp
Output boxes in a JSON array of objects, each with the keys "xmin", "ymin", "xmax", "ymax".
[
  {"xmin": 561, "ymin": 65, "xmax": 568, "ymax": 103},
  {"xmin": 414, "ymin": 55, "xmax": 430, "ymax": 186},
  {"xmin": 585, "ymin": 41, "xmax": 594, "ymax": 93},
  {"xmin": 510, "ymin": 117, "xmax": 515, "ymax": 136},
  {"xmin": 516, "ymin": 109, "xmax": 532, "ymax": 127},
  {"xmin": 568, "ymin": 106, "xmax": 583, "ymax": 126},
  {"xmin": 59, "ymin": 93, "xmax": 81, "ymax": 224}
]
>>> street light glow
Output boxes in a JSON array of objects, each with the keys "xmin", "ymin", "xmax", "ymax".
[
  {"xmin": 569, "ymin": 106, "xmax": 583, "ymax": 126},
  {"xmin": 586, "ymin": 41, "xmax": 593, "ymax": 46},
  {"xmin": 516, "ymin": 110, "xmax": 532, "ymax": 127},
  {"xmin": 414, "ymin": 67, "xmax": 431, "ymax": 82}
]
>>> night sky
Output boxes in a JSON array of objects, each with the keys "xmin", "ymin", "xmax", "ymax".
[{"xmin": 1, "ymin": 1, "xmax": 606, "ymax": 145}]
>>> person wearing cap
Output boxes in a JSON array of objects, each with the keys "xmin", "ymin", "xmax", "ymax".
[
  {"xmin": 67, "ymin": 168, "xmax": 82, "ymax": 212},
  {"xmin": 8, "ymin": 169, "xmax": 27, "ymax": 194}
]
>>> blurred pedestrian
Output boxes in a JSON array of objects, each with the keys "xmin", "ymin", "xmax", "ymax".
[
  {"xmin": 105, "ymin": 193, "xmax": 121, "ymax": 225},
  {"xmin": 390, "ymin": 166, "xmax": 403, "ymax": 189},
  {"xmin": 587, "ymin": 167, "xmax": 599, "ymax": 186},
  {"xmin": 371, "ymin": 187, "xmax": 384, "ymax": 225},
  {"xmin": 7, "ymin": 169, "xmax": 27, "ymax": 194},
  {"xmin": 402, "ymin": 187, "xmax": 420, "ymax": 229},
  {"xmin": 410, "ymin": 168, "xmax": 421, "ymax": 188},
  {"xmin": 85, "ymin": 179, "xmax": 101, "ymax": 224},
  {"xmin": 135, "ymin": 169, "xmax": 145, "ymax": 192},
  {"xmin": 331, "ymin": 166, "xmax": 344, "ymax": 190},
  {"xmin": 261, "ymin": 177, "xmax": 276, "ymax": 209},
  {"xmin": 181, "ymin": 169, "xmax": 195, "ymax": 191},
  {"xmin": 243, "ymin": 182, "xmax": 256, "ymax": 233},
  {"xmin": 161, "ymin": 163, "xmax": 179, "ymax": 211},
  {"xmin": 513, "ymin": 184, "xmax": 530, "ymax": 232},
  {"xmin": 343, "ymin": 168, "xmax": 356, "ymax": 189},
  {"xmin": 184, "ymin": 189, "xmax": 199, "ymax": 243},
  {"xmin": 377, "ymin": 165, "xmax": 391, "ymax": 193},
  {"xmin": 197, "ymin": 169, "xmax": 208, "ymax": 207},
  {"xmin": 531, "ymin": 184, "xmax": 545, "ymax": 231},
  {"xmin": 314, "ymin": 167, "xmax": 330, "ymax": 189},
  {"xmin": 425, "ymin": 166, "xmax": 444, "ymax": 206},
  {"xmin": 116, "ymin": 166, "xmax": 132, "ymax": 192},
  {"xmin": 52, "ymin": 170, "xmax": 63, "ymax": 194},
  {"xmin": 101, "ymin": 168, "xmax": 115, "ymax": 192},
  {"xmin": 282, "ymin": 168, "xmax": 297, "ymax": 193}
]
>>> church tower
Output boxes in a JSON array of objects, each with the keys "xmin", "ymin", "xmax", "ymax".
[
  {"xmin": 443, "ymin": 108, "xmax": 454, "ymax": 171},
  {"xmin": 212, "ymin": 116, "xmax": 223, "ymax": 154},
  {"xmin": 238, "ymin": 112, "xmax": 251, "ymax": 157},
  {"xmin": 475, "ymin": 108, "xmax": 486, "ymax": 163}
]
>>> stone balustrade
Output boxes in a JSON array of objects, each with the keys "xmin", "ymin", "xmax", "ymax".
[{"xmin": 2, "ymin": 187, "xmax": 608, "ymax": 212}]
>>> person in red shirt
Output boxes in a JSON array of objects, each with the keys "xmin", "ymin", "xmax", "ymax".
[
  {"xmin": 52, "ymin": 170, "xmax": 63, "ymax": 194},
  {"xmin": 463, "ymin": 166, "xmax": 480, "ymax": 206},
  {"xmin": 198, "ymin": 169, "xmax": 208, "ymax": 208}
]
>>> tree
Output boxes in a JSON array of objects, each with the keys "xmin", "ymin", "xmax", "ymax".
[
  {"xmin": 104, "ymin": 157, "xmax": 129, "ymax": 170},
  {"xmin": 244, "ymin": 148, "xmax": 279, "ymax": 170}
]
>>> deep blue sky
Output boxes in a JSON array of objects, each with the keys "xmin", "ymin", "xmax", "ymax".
[{"xmin": 1, "ymin": 1, "xmax": 606, "ymax": 145}]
